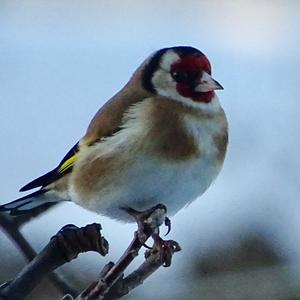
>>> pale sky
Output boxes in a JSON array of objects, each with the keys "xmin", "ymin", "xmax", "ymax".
[{"xmin": 0, "ymin": 1, "xmax": 300, "ymax": 298}]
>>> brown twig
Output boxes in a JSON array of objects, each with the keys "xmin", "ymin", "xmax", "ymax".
[
  {"xmin": 0, "ymin": 210, "xmax": 76, "ymax": 296},
  {"xmin": 0, "ymin": 205, "xmax": 181, "ymax": 300},
  {"xmin": 77, "ymin": 232, "xmax": 145, "ymax": 300},
  {"xmin": 0, "ymin": 212, "xmax": 37, "ymax": 260},
  {"xmin": 103, "ymin": 239, "xmax": 181, "ymax": 299},
  {"xmin": 0, "ymin": 223, "xmax": 108, "ymax": 300}
]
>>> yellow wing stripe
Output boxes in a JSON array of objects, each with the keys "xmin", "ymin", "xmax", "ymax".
[{"xmin": 58, "ymin": 153, "xmax": 78, "ymax": 174}]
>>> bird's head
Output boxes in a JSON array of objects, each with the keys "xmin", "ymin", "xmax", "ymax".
[{"xmin": 142, "ymin": 46, "xmax": 223, "ymax": 106}]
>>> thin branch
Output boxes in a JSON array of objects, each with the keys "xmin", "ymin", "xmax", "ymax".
[
  {"xmin": 75, "ymin": 205, "xmax": 181, "ymax": 300},
  {"xmin": 0, "ymin": 223, "xmax": 108, "ymax": 300},
  {"xmin": 0, "ymin": 212, "xmax": 37, "ymax": 260},
  {"xmin": 0, "ymin": 205, "xmax": 181, "ymax": 300},
  {"xmin": 0, "ymin": 211, "xmax": 75, "ymax": 295},
  {"xmin": 103, "ymin": 239, "xmax": 181, "ymax": 299}
]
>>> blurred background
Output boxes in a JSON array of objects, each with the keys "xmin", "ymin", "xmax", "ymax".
[{"xmin": 0, "ymin": 1, "xmax": 300, "ymax": 299}]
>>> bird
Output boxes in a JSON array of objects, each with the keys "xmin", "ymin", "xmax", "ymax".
[{"xmin": 0, "ymin": 46, "xmax": 228, "ymax": 223}]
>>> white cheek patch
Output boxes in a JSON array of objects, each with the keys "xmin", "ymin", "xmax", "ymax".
[
  {"xmin": 151, "ymin": 50, "xmax": 180, "ymax": 97},
  {"xmin": 160, "ymin": 50, "xmax": 180, "ymax": 71},
  {"xmin": 151, "ymin": 69, "xmax": 185, "ymax": 103},
  {"xmin": 152, "ymin": 69, "xmax": 176, "ymax": 90}
]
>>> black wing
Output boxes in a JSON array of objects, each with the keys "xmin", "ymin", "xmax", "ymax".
[{"xmin": 19, "ymin": 142, "xmax": 79, "ymax": 192}]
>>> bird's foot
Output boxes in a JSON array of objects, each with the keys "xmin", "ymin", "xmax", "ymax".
[
  {"xmin": 123, "ymin": 204, "xmax": 170, "ymax": 244},
  {"xmin": 52, "ymin": 223, "xmax": 109, "ymax": 261},
  {"xmin": 145, "ymin": 233, "xmax": 181, "ymax": 267}
]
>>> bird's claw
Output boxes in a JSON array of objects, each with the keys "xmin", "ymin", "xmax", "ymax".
[
  {"xmin": 122, "ymin": 204, "xmax": 173, "ymax": 254},
  {"xmin": 141, "ymin": 215, "xmax": 171, "ymax": 249},
  {"xmin": 142, "ymin": 242, "xmax": 152, "ymax": 249},
  {"xmin": 146, "ymin": 233, "xmax": 181, "ymax": 267},
  {"xmin": 164, "ymin": 216, "xmax": 171, "ymax": 236}
]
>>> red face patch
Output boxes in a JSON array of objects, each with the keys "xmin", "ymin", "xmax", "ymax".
[{"xmin": 170, "ymin": 55, "xmax": 214, "ymax": 103}]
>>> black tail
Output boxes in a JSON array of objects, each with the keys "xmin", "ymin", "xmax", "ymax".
[{"xmin": 0, "ymin": 190, "xmax": 59, "ymax": 216}]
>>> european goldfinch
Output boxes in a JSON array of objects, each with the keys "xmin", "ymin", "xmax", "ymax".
[{"xmin": 1, "ymin": 46, "xmax": 228, "ymax": 222}]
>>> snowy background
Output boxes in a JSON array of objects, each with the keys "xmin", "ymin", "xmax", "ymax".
[{"xmin": 0, "ymin": 1, "xmax": 300, "ymax": 299}]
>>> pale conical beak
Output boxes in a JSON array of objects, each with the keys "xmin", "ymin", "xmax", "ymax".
[{"xmin": 194, "ymin": 71, "xmax": 224, "ymax": 92}]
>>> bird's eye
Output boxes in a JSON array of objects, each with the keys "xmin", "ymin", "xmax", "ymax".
[{"xmin": 171, "ymin": 70, "xmax": 197, "ymax": 84}]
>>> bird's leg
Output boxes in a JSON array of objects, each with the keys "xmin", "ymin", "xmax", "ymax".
[
  {"xmin": 124, "ymin": 204, "xmax": 178, "ymax": 267},
  {"xmin": 123, "ymin": 204, "xmax": 170, "ymax": 244}
]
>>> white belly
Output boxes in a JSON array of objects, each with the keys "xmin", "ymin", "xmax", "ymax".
[
  {"xmin": 71, "ymin": 154, "xmax": 222, "ymax": 222},
  {"xmin": 70, "ymin": 134, "xmax": 223, "ymax": 222},
  {"xmin": 106, "ymin": 157, "xmax": 221, "ymax": 221}
]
